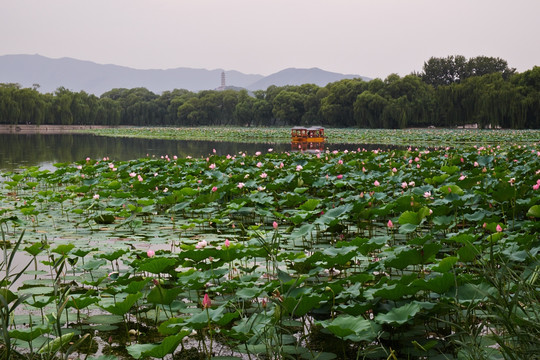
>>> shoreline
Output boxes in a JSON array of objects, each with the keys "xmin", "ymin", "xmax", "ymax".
[{"xmin": 0, "ymin": 124, "xmax": 118, "ymax": 134}]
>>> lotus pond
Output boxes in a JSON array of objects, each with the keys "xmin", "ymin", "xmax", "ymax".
[
  {"xmin": 1, "ymin": 141, "xmax": 540, "ymax": 359},
  {"xmin": 82, "ymin": 127, "xmax": 540, "ymax": 147}
]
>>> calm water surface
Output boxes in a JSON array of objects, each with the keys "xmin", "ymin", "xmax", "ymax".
[{"xmin": 0, "ymin": 133, "xmax": 398, "ymax": 171}]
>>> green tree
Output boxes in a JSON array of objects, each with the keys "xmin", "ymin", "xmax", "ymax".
[
  {"xmin": 421, "ymin": 55, "xmax": 468, "ymax": 87},
  {"xmin": 272, "ymin": 90, "xmax": 305, "ymax": 125},
  {"xmin": 234, "ymin": 90, "xmax": 255, "ymax": 126},
  {"xmin": 466, "ymin": 56, "xmax": 515, "ymax": 79},
  {"xmin": 354, "ymin": 91, "xmax": 388, "ymax": 128}
]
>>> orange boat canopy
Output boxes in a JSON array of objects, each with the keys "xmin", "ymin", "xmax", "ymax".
[{"xmin": 291, "ymin": 126, "xmax": 325, "ymax": 142}]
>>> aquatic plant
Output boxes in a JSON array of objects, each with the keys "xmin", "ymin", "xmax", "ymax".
[{"xmin": 1, "ymin": 137, "xmax": 539, "ymax": 359}]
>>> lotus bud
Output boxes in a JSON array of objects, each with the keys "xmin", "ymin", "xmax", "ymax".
[{"xmin": 202, "ymin": 294, "xmax": 211, "ymax": 309}]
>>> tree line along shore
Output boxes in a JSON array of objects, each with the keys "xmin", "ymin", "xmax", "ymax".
[{"xmin": 1, "ymin": 55, "xmax": 539, "ymax": 129}]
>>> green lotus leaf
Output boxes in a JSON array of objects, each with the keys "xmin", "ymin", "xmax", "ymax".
[
  {"xmin": 9, "ymin": 325, "xmax": 49, "ymax": 342},
  {"xmin": 431, "ymin": 256, "xmax": 458, "ymax": 273},
  {"xmin": 126, "ymin": 330, "xmax": 191, "ymax": 359},
  {"xmin": 527, "ymin": 204, "xmax": 540, "ymax": 218},
  {"xmin": 100, "ymin": 249, "xmax": 129, "ymax": 262},
  {"xmin": 147, "ymin": 286, "xmax": 183, "ymax": 305},
  {"xmin": 318, "ymin": 315, "xmax": 380, "ymax": 341},
  {"xmin": 138, "ymin": 257, "xmax": 177, "ymax": 274},
  {"xmin": 441, "ymin": 165, "xmax": 460, "ymax": 175},
  {"xmin": 100, "ymin": 293, "xmax": 142, "ymax": 316},
  {"xmin": 439, "ymin": 184, "xmax": 464, "ymax": 196},
  {"xmin": 375, "ymin": 302, "xmax": 421, "ymax": 325},
  {"xmin": 299, "ymin": 198, "xmax": 320, "ymax": 211},
  {"xmin": 399, "ymin": 211, "xmax": 420, "ymax": 225},
  {"xmin": 52, "ymin": 243, "xmax": 75, "ymax": 255}
]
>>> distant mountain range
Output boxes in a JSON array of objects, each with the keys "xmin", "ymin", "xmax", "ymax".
[{"xmin": 0, "ymin": 54, "xmax": 369, "ymax": 95}]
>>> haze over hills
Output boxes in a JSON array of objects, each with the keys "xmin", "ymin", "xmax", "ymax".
[
  {"xmin": 246, "ymin": 67, "xmax": 365, "ymax": 91},
  {"xmin": 0, "ymin": 54, "xmax": 369, "ymax": 95}
]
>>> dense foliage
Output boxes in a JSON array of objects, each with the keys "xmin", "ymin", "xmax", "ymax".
[
  {"xmin": 1, "ymin": 134, "xmax": 540, "ymax": 359},
  {"xmin": 0, "ymin": 56, "xmax": 539, "ymax": 129}
]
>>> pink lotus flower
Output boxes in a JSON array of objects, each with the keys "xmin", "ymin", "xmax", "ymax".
[
  {"xmin": 424, "ymin": 191, "xmax": 431, "ymax": 198},
  {"xmin": 237, "ymin": 182, "xmax": 245, "ymax": 189},
  {"xmin": 392, "ymin": 168, "xmax": 397, "ymax": 173},
  {"xmin": 401, "ymin": 182, "xmax": 408, "ymax": 189},
  {"xmin": 474, "ymin": 161, "xmax": 479, "ymax": 167},
  {"xmin": 337, "ymin": 174, "xmax": 343, "ymax": 180},
  {"xmin": 147, "ymin": 249, "xmax": 155, "ymax": 258},
  {"xmin": 533, "ymin": 183, "xmax": 540, "ymax": 190},
  {"xmin": 255, "ymin": 151, "xmax": 261, "ymax": 156},
  {"xmin": 296, "ymin": 165, "xmax": 303, "ymax": 171},
  {"xmin": 483, "ymin": 222, "xmax": 487, "ymax": 228},
  {"xmin": 273, "ymin": 221, "xmax": 278, "ymax": 229},
  {"xmin": 129, "ymin": 172, "xmax": 136, "ymax": 177},
  {"xmin": 256, "ymin": 162, "xmax": 263, "ymax": 168},
  {"xmin": 137, "ymin": 175, "xmax": 143, "ymax": 182},
  {"xmin": 224, "ymin": 239, "xmax": 230, "ymax": 248},
  {"xmin": 93, "ymin": 194, "xmax": 100, "ymax": 200},
  {"xmin": 459, "ymin": 175, "xmax": 466, "ymax": 181},
  {"xmin": 496, "ymin": 224, "xmax": 503, "ymax": 232},
  {"xmin": 202, "ymin": 294, "xmax": 211, "ymax": 308},
  {"xmin": 374, "ymin": 180, "xmax": 380, "ymax": 186},
  {"xmin": 279, "ymin": 162, "xmax": 284, "ymax": 168},
  {"xmin": 408, "ymin": 181, "xmax": 415, "ymax": 187},
  {"xmin": 260, "ymin": 172, "xmax": 268, "ymax": 179},
  {"xmin": 196, "ymin": 240, "xmax": 208, "ymax": 249},
  {"xmin": 209, "ymin": 163, "xmax": 216, "ymax": 170},
  {"xmin": 338, "ymin": 159, "xmax": 343, "ymax": 165},
  {"xmin": 211, "ymin": 186, "xmax": 218, "ymax": 192},
  {"xmin": 387, "ymin": 220, "xmax": 393, "ymax": 228}
]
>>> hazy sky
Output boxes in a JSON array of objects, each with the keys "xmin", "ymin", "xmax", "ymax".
[{"xmin": 1, "ymin": 0, "xmax": 539, "ymax": 79}]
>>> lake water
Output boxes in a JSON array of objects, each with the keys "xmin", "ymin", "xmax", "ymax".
[{"xmin": 0, "ymin": 133, "xmax": 398, "ymax": 171}]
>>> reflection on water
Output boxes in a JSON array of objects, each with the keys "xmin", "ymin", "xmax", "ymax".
[{"xmin": 0, "ymin": 133, "xmax": 402, "ymax": 171}]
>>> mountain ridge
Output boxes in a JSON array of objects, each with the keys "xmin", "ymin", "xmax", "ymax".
[{"xmin": 0, "ymin": 54, "xmax": 369, "ymax": 95}]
